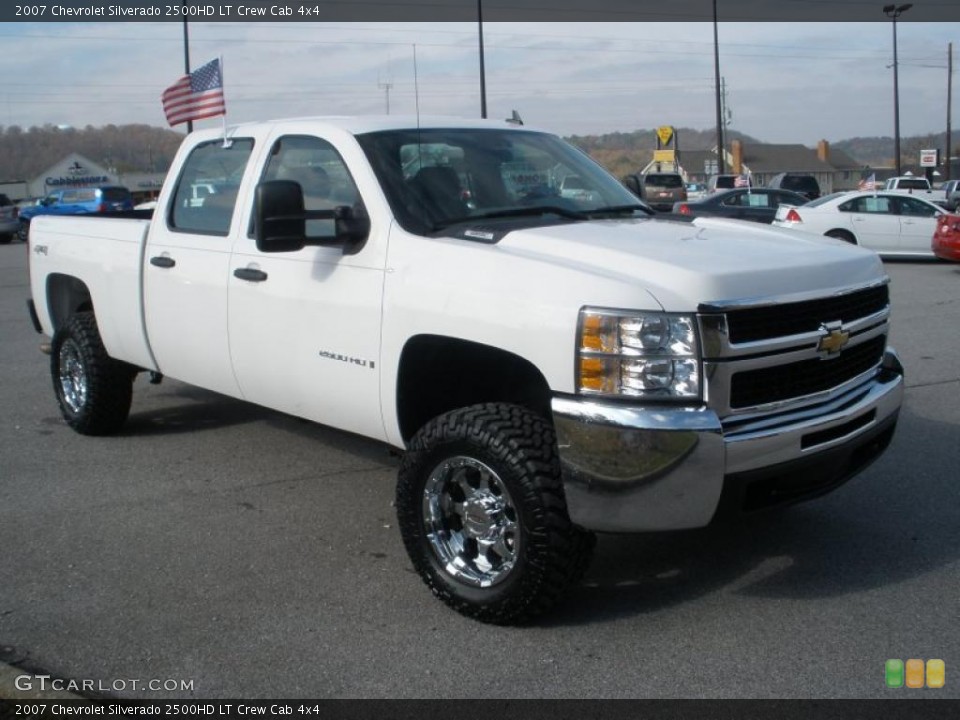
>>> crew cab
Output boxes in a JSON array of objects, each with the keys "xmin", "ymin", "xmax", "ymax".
[{"xmin": 27, "ymin": 117, "xmax": 904, "ymax": 624}]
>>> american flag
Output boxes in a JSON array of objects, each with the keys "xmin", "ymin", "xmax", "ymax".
[
  {"xmin": 162, "ymin": 58, "xmax": 226, "ymax": 127},
  {"xmin": 858, "ymin": 173, "xmax": 878, "ymax": 191},
  {"xmin": 734, "ymin": 173, "xmax": 751, "ymax": 188}
]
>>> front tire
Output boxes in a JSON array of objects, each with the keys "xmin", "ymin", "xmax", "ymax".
[
  {"xmin": 51, "ymin": 312, "xmax": 135, "ymax": 435},
  {"xmin": 16, "ymin": 220, "xmax": 28, "ymax": 243},
  {"xmin": 396, "ymin": 403, "xmax": 595, "ymax": 624}
]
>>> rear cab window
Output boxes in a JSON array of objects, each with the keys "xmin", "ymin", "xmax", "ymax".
[{"xmin": 170, "ymin": 139, "xmax": 254, "ymax": 235}]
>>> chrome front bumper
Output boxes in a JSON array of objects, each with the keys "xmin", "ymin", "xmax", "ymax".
[{"xmin": 552, "ymin": 349, "xmax": 904, "ymax": 533}]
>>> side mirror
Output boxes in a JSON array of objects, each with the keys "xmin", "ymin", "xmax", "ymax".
[
  {"xmin": 334, "ymin": 205, "xmax": 371, "ymax": 254},
  {"xmin": 254, "ymin": 180, "xmax": 307, "ymax": 253},
  {"xmin": 254, "ymin": 179, "xmax": 371, "ymax": 254},
  {"xmin": 621, "ymin": 174, "xmax": 644, "ymax": 200}
]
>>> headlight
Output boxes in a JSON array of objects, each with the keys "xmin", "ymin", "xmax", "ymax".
[{"xmin": 577, "ymin": 309, "xmax": 701, "ymax": 400}]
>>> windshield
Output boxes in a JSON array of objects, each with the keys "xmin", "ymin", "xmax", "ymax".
[{"xmin": 356, "ymin": 128, "xmax": 645, "ymax": 234}]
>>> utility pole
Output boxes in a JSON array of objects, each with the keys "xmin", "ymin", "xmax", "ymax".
[
  {"xmin": 948, "ymin": 42, "xmax": 953, "ymax": 181},
  {"xmin": 378, "ymin": 79, "xmax": 393, "ymax": 115},
  {"xmin": 478, "ymin": 0, "xmax": 487, "ymax": 119},
  {"xmin": 883, "ymin": 4, "xmax": 912, "ymax": 176},
  {"xmin": 712, "ymin": 0, "xmax": 725, "ymax": 174}
]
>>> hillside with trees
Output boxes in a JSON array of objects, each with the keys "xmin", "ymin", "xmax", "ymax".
[
  {"xmin": 834, "ymin": 132, "xmax": 959, "ymax": 168},
  {"xmin": 1, "ymin": 123, "xmax": 956, "ymax": 184},
  {"xmin": 0, "ymin": 124, "xmax": 184, "ymax": 182}
]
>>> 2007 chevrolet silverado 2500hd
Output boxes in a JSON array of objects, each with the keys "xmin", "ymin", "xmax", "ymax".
[{"xmin": 27, "ymin": 117, "xmax": 904, "ymax": 623}]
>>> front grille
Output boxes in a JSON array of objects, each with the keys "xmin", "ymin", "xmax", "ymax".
[
  {"xmin": 724, "ymin": 285, "xmax": 889, "ymax": 344},
  {"xmin": 730, "ymin": 335, "xmax": 886, "ymax": 409}
]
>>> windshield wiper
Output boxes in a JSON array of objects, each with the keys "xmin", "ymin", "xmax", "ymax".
[{"xmin": 435, "ymin": 205, "xmax": 589, "ymax": 228}]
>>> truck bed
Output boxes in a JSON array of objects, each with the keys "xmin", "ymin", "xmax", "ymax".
[{"xmin": 29, "ymin": 214, "xmax": 156, "ymax": 371}]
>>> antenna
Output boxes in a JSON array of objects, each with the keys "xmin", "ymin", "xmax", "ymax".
[{"xmin": 413, "ymin": 43, "xmax": 420, "ymax": 122}]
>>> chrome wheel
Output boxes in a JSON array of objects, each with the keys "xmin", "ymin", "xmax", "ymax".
[
  {"xmin": 422, "ymin": 456, "xmax": 520, "ymax": 588},
  {"xmin": 58, "ymin": 339, "xmax": 88, "ymax": 414}
]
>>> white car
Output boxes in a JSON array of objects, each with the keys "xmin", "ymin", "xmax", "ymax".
[{"xmin": 773, "ymin": 191, "xmax": 944, "ymax": 258}]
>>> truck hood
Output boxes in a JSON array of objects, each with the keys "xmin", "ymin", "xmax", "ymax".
[{"xmin": 493, "ymin": 216, "xmax": 885, "ymax": 311}]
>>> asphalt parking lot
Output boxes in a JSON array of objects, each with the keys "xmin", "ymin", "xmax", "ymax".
[{"xmin": 0, "ymin": 242, "xmax": 958, "ymax": 699}]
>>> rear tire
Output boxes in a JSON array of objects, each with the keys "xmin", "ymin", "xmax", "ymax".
[
  {"xmin": 51, "ymin": 312, "xmax": 136, "ymax": 436},
  {"xmin": 16, "ymin": 221, "xmax": 28, "ymax": 243},
  {"xmin": 396, "ymin": 403, "xmax": 595, "ymax": 624},
  {"xmin": 825, "ymin": 229, "xmax": 857, "ymax": 244}
]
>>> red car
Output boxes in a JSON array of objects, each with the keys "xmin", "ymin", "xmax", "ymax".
[{"xmin": 932, "ymin": 213, "xmax": 960, "ymax": 261}]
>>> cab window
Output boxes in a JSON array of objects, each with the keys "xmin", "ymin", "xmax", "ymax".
[
  {"xmin": 170, "ymin": 139, "xmax": 254, "ymax": 235},
  {"xmin": 259, "ymin": 135, "xmax": 363, "ymax": 239}
]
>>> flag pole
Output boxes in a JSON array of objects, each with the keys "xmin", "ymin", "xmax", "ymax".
[
  {"xmin": 182, "ymin": 10, "xmax": 192, "ymax": 133},
  {"xmin": 220, "ymin": 55, "xmax": 229, "ymax": 147}
]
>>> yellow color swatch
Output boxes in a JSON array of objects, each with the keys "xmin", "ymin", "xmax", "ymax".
[
  {"xmin": 926, "ymin": 659, "xmax": 945, "ymax": 689},
  {"xmin": 905, "ymin": 659, "xmax": 925, "ymax": 688}
]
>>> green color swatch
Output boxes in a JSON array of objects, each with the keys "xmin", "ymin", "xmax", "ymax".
[{"xmin": 886, "ymin": 659, "xmax": 905, "ymax": 688}]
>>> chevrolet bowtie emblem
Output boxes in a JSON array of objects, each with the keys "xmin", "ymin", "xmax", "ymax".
[{"xmin": 818, "ymin": 323, "xmax": 850, "ymax": 355}]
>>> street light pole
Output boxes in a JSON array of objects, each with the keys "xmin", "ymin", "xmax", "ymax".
[
  {"xmin": 478, "ymin": 0, "xmax": 488, "ymax": 119},
  {"xmin": 883, "ymin": 3, "xmax": 912, "ymax": 176},
  {"xmin": 713, "ymin": 0, "xmax": 725, "ymax": 174}
]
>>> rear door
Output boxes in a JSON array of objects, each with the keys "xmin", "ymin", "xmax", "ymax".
[{"xmin": 143, "ymin": 137, "xmax": 257, "ymax": 397}]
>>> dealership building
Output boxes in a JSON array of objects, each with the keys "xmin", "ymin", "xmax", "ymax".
[{"xmin": 0, "ymin": 153, "xmax": 166, "ymax": 204}]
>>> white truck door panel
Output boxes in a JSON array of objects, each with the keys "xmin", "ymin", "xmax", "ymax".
[
  {"xmin": 144, "ymin": 138, "xmax": 256, "ymax": 398},
  {"xmin": 227, "ymin": 133, "xmax": 387, "ymax": 441}
]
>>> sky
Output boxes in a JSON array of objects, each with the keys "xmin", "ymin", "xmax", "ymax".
[{"xmin": 0, "ymin": 20, "xmax": 956, "ymax": 146}]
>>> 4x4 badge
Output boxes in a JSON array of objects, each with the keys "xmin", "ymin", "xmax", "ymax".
[{"xmin": 818, "ymin": 322, "xmax": 850, "ymax": 355}]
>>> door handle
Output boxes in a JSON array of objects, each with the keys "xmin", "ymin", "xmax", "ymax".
[
  {"xmin": 150, "ymin": 256, "xmax": 176, "ymax": 268},
  {"xmin": 233, "ymin": 267, "xmax": 268, "ymax": 282}
]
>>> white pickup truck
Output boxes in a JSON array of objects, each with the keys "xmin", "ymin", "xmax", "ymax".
[
  {"xmin": 27, "ymin": 116, "xmax": 904, "ymax": 623},
  {"xmin": 883, "ymin": 176, "xmax": 948, "ymax": 206}
]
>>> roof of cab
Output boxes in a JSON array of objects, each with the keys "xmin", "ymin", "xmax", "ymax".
[{"xmin": 189, "ymin": 115, "xmax": 536, "ymax": 142}]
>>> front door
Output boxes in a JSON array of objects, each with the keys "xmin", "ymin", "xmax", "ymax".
[
  {"xmin": 227, "ymin": 133, "xmax": 387, "ymax": 441},
  {"xmin": 841, "ymin": 194, "xmax": 900, "ymax": 253}
]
